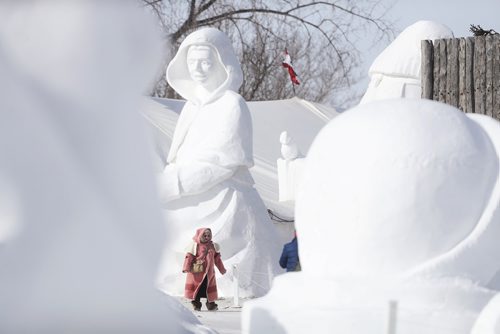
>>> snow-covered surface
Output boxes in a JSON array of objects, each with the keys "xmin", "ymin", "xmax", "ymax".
[
  {"xmin": 243, "ymin": 98, "xmax": 500, "ymax": 333},
  {"xmin": 0, "ymin": 2, "xmax": 206, "ymax": 332},
  {"xmin": 360, "ymin": 21, "xmax": 454, "ymax": 104},
  {"xmin": 177, "ymin": 297, "xmax": 251, "ymax": 334}
]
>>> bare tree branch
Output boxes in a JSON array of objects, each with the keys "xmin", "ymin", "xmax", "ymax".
[{"xmin": 141, "ymin": 0, "xmax": 394, "ymax": 107}]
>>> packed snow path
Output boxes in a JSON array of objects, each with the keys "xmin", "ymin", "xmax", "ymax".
[{"xmin": 177, "ymin": 297, "xmax": 249, "ymax": 334}]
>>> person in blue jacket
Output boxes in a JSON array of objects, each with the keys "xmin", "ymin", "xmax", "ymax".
[{"xmin": 279, "ymin": 231, "xmax": 301, "ymax": 272}]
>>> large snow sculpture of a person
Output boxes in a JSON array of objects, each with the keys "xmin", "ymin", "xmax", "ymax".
[
  {"xmin": 360, "ymin": 21, "xmax": 453, "ymax": 104},
  {"xmin": 157, "ymin": 28, "xmax": 282, "ymax": 298},
  {"xmin": 243, "ymin": 98, "xmax": 500, "ymax": 334}
]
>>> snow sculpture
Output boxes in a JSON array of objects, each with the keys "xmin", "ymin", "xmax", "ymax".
[
  {"xmin": 277, "ymin": 131, "xmax": 304, "ymax": 202},
  {"xmin": 360, "ymin": 21, "xmax": 453, "ymax": 104},
  {"xmin": 243, "ymin": 98, "xmax": 500, "ymax": 333},
  {"xmin": 0, "ymin": 2, "xmax": 209, "ymax": 332},
  {"xmin": 157, "ymin": 27, "xmax": 282, "ymax": 298},
  {"xmin": 280, "ymin": 131, "xmax": 301, "ymax": 160}
]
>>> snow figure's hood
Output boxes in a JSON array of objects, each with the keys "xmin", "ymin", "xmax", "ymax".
[
  {"xmin": 193, "ymin": 227, "xmax": 211, "ymax": 244},
  {"xmin": 368, "ymin": 21, "xmax": 453, "ymax": 79},
  {"xmin": 296, "ymin": 99, "xmax": 500, "ymax": 285},
  {"xmin": 166, "ymin": 27, "xmax": 243, "ymax": 105}
]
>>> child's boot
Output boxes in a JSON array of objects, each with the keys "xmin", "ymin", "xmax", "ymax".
[
  {"xmin": 191, "ymin": 300, "xmax": 202, "ymax": 311},
  {"xmin": 206, "ymin": 301, "xmax": 218, "ymax": 311}
]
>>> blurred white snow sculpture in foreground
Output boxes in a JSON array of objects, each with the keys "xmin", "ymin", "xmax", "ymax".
[
  {"xmin": 360, "ymin": 21, "xmax": 453, "ymax": 104},
  {"xmin": 0, "ymin": 1, "xmax": 210, "ymax": 333},
  {"xmin": 243, "ymin": 98, "xmax": 500, "ymax": 334},
  {"xmin": 0, "ymin": 177, "xmax": 21, "ymax": 243},
  {"xmin": 156, "ymin": 27, "xmax": 283, "ymax": 298}
]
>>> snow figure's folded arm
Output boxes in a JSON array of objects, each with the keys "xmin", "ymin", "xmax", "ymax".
[{"xmin": 158, "ymin": 159, "xmax": 237, "ymax": 202}]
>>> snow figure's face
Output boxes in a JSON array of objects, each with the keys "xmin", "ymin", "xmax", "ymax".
[
  {"xmin": 187, "ymin": 46, "xmax": 213, "ymax": 83},
  {"xmin": 166, "ymin": 28, "xmax": 242, "ymax": 103},
  {"xmin": 186, "ymin": 45, "xmax": 224, "ymax": 91},
  {"xmin": 201, "ymin": 229, "xmax": 212, "ymax": 243}
]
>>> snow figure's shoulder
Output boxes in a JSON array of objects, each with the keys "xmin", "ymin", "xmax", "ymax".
[
  {"xmin": 217, "ymin": 90, "xmax": 244, "ymax": 106},
  {"xmin": 185, "ymin": 241, "xmax": 197, "ymax": 255},
  {"xmin": 213, "ymin": 242, "xmax": 220, "ymax": 253},
  {"xmin": 211, "ymin": 91, "xmax": 250, "ymax": 124}
]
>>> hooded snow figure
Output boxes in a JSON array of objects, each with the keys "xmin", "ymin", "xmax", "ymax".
[
  {"xmin": 360, "ymin": 21, "xmax": 453, "ymax": 104},
  {"xmin": 157, "ymin": 28, "xmax": 282, "ymax": 298}
]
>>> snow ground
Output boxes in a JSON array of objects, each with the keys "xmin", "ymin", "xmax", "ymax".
[{"xmin": 176, "ymin": 296, "xmax": 250, "ymax": 334}]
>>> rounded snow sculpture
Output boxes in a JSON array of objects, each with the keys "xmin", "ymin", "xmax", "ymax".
[
  {"xmin": 360, "ymin": 21, "xmax": 453, "ymax": 104},
  {"xmin": 243, "ymin": 99, "xmax": 500, "ymax": 334},
  {"xmin": 157, "ymin": 27, "xmax": 282, "ymax": 298}
]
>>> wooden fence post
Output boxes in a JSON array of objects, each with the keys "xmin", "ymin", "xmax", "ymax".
[
  {"xmin": 486, "ymin": 35, "xmax": 495, "ymax": 117},
  {"xmin": 494, "ymin": 36, "xmax": 500, "ymax": 120},
  {"xmin": 421, "ymin": 40, "xmax": 434, "ymax": 99},
  {"xmin": 421, "ymin": 35, "xmax": 500, "ymax": 119},
  {"xmin": 458, "ymin": 38, "xmax": 467, "ymax": 111},
  {"xmin": 474, "ymin": 36, "xmax": 486, "ymax": 114},
  {"xmin": 438, "ymin": 39, "xmax": 447, "ymax": 103},
  {"xmin": 465, "ymin": 37, "xmax": 475, "ymax": 113},
  {"xmin": 446, "ymin": 38, "xmax": 459, "ymax": 107},
  {"xmin": 433, "ymin": 38, "xmax": 440, "ymax": 101}
]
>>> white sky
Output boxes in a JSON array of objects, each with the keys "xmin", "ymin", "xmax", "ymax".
[{"xmin": 355, "ymin": 0, "xmax": 500, "ymax": 100}]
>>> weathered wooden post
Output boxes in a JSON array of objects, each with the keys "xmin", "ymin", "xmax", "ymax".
[
  {"xmin": 421, "ymin": 40, "xmax": 434, "ymax": 99},
  {"xmin": 422, "ymin": 35, "xmax": 500, "ymax": 119},
  {"xmin": 458, "ymin": 38, "xmax": 467, "ymax": 111},
  {"xmin": 474, "ymin": 36, "xmax": 486, "ymax": 114},
  {"xmin": 486, "ymin": 35, "xmax": 496, "ymax": 117},
  {"xmin": 446, "ymin": 38, "xmax": 459, "ymax": 107},
  {"xmin": 438, "ymin": 39, "xmax": 447, "ymax": 103},
  {"xmin": 433, "ymin": 39, "xmax": 440, "ymax": 101},
  {"xmin": 494, "ymin": 36, "xmax": 500, "ymax": 120},
  {"xmin": 465, "ymin": 37, "xmax": 475, "ymax": 113}
]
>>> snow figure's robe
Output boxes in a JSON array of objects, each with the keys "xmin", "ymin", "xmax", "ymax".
[
  {"xmin": 182, "ymin": 228, "xmax": 226, "ymax": 302},
  {"xmin": 360, "ymin": 21, "xmax": 453, "ymax": 104},
  {"xmin": 157, "ymin": 27, "xmax": 282, "ymax": 298},
  {"xmin": 243, "ymin": 99, "xmax": 500, "ymax": 334}
]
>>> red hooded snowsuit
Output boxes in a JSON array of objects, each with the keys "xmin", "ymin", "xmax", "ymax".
[{"xmin": 182, "ymin": 228, "xmax": 226, "ymax": 301}]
